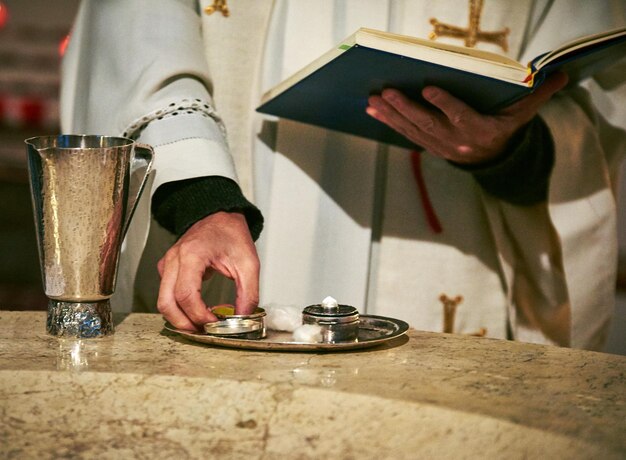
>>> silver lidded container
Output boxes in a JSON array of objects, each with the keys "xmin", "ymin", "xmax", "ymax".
[
  {"xmin": 302, "ymin": 296, "xmax": 360, "ymax": 343},
  {"xmin": 204, "ymin": 305, "xmax": 267, "ymax": 340}
]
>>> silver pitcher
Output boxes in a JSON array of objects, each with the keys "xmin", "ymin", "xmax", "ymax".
[{"xmin": 25, "ymin": 135, "xmax": 154, "ymax": 338}]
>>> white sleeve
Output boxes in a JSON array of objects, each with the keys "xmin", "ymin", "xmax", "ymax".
[
  {"xmin": 542, "ymin": 76, "xmax": 626, "ymax": 349},
  {"xmin": 483, "ymin": 0, "xmax": 626, "ymax": 350},
  {"xmin": 60, "ymin": 0, "xmax": 238, "ymax": 193},
  {"xmin": 482, "ymin": 82, "xmax": 626, "ymax": 350},
  {"xmin": 59, "ymin": 0, "xmax": 242, "ymax": 311}
]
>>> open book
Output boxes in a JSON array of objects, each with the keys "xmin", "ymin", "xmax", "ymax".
[{"xmin": 257, "ymin": 27, "xmax": 626, "ymax": 149}]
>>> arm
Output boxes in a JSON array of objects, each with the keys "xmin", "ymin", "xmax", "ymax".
[
  {"xmin": 366, "ymin": 68, "xmax": 626, "ymax": 349},
  {"xmin": 451, "ymin": 116, "xmax": 554, "ymax": 205},
  {"xmin": 61, "ymin": 0, "xmax": 262, "ymax": 329},
  {"xmin": 365, "ymin": 73, "xmax": 567, "ymax": 205},
  {"xmin": 366, "ymin": 72, "xmax": 568, "ymax": 195},
  {"xmin": 152, "ymin": 176, "xmax": 263, "ymax": 329}
]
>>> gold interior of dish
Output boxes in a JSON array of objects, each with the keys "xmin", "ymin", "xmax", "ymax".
[{"xmin": 211, "ymin": 305, "xmax": 265, "ymax": 317}]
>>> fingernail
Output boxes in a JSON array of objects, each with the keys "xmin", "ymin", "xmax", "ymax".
[
  {"xmin": 423, "ymin": 87, "xmax": 437, "ymax": 99},
  {"xmin": 382, "ymin": 90, "xmax": 398, "ymax": 102},
  {"xmin": 366, "ymin": 107, "xmax": 379, "ymax": 118}
]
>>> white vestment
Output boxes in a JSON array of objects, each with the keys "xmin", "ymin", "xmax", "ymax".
[{"xmin": 61, "ymin": 0, "xmax": 626, "ymax": 350}]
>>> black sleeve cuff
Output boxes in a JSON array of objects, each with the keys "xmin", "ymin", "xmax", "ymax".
[
  {"xmin": 151, "ymin": 176, "xmax": 264, "ymax": 241},
  {"xmin": 451, "ymin": 116, "xmax": 555, "ymax": 205}
]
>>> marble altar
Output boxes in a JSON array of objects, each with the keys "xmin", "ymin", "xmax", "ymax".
[{"xmin": 1, "ymin": 311, "xmax": 624, "ymax": 459}]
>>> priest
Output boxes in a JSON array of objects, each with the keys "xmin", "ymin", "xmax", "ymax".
[{"xmin": 61, "ymin": 0, "xmax": 626, "ymax": 350}]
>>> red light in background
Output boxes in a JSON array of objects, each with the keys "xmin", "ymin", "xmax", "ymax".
[
  {"xmin": 0, "ymin": 2, "xmax": 9, "ymax": 29},
  {"xmin": 58, "ymin": 33, "xmax": 70, "ymax": 57},
  {"xmin": 21, "ymin": 97, "xmax": 44, "ymax": 127}
]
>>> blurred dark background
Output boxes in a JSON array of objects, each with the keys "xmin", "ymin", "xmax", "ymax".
[{"xmin": 0, "ymin": 0, "xmax": 79, "ymax": 310}]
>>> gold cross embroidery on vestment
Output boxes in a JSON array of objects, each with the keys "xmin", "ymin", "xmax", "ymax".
[
  {"xmin": 439, "ymin": 294, "xmax": 487, "ymax": 337},
  {"xmin": 429, "ymin": 0, "xmax": 509, "ymax": 52},
  {"xmin": 204, "ymin": 0, "xmax": 230, "ymax": 17}
]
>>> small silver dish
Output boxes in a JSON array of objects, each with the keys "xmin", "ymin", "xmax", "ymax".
[
  {"xmin": 302, "ymin": 302, "xmax": 359, "ymax": 343},
  {"xmin": 204, "ymin": 305, "xmax": 267, "ymax": 339}
]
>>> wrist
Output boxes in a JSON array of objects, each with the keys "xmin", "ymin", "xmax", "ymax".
[{"xmin": 152, "ymin": 176, "xmax": 264, "ymax": 240}]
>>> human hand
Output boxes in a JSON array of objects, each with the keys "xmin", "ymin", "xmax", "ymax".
[
  {"xmin": 156, "ymin": 211, "xmax": 260, "ymax": 330},
  {"xmin": 366, "ymin": 72, "xmax": 568, "ymax": 164}
]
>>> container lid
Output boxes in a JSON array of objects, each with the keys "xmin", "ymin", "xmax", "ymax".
[
  {"xmin": 303, "ymin": 296, "xmax": 359, "ymax": 319},
  {"xmin": 303, "ymin": 304, "xmax": 359, "ymax": 318},
  {"xmin": 203, "ymin": 318, "xmax": 263, "ymax": 336}
]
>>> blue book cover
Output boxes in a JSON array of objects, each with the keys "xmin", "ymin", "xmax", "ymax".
[{"xmin": 257, "ymin": 27, "xmax": 626, "ymax": 149}]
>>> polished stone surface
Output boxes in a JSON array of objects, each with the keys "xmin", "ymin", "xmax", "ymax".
[{"xmin": 2, "ymin": 311, "xmax": 625, "ymax": 459}]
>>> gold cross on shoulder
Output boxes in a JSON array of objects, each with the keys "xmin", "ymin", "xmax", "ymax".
[
  {"xmin": 204, "ymin": 0, "xmax": 230, "ymax": 17},
  {"xmin": 429, "ymin": 0, "xmax": 509, "ymax": 52}
]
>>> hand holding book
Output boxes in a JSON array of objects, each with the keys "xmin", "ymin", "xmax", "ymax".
[
  {"xmin": 366, "ymin": 72, "xmax": 569, "ymax": 164},
  {"xmin": 257, "ymin": 27, "xmax": 626, "ymax": 149}
]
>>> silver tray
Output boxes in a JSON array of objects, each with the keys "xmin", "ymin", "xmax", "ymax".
[{"xmin": 164, "ymin": 314, "xmax": 409, "ymax": 351}]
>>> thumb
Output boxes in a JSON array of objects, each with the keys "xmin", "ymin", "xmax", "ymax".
[
  {"xmin": 531, "ymin": 71, "xmax": 569, "ymax": 101},
  {"xmin": 504, "ymin": 71, "xmax": 569, "ymax": 119}
]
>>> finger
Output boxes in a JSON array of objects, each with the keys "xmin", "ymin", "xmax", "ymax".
[
  {"xmin": 157, "ymin": 253, "xmax": 197, "ymax": 331},
  {"xmin": 232, "ymin": 253, "xmax": 260, "ymax": 315},
  {"xmin": 202, "ymin": 267, "xmax": 215, "ymax": 281},
  {"xmin": 174, "ymin": 251, "xmax": 218, "ymax": 325},
  {"xmin": 367, "ymin": 94, "xmax": 427, "ymax": 143},
  {"xmin": 422, "ymin": 86, "xmax": 480, "ymax": 129},
  {"xmin": 157, "ymin": 257, "xmax": 165, "ymax": 278},
  {"xmin": 380, "ymin": 88, "xmax": 443, "ymax": 136}
]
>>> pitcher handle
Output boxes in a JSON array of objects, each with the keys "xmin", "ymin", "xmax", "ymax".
[{"xmin": 122, "ymin": 143, "xmax": 155, "ymax": 239}]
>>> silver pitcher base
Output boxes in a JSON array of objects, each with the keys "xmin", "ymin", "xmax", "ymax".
[{"xmin": 47, "ymin": 300, "xmax": 114, "ymax": 338}]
